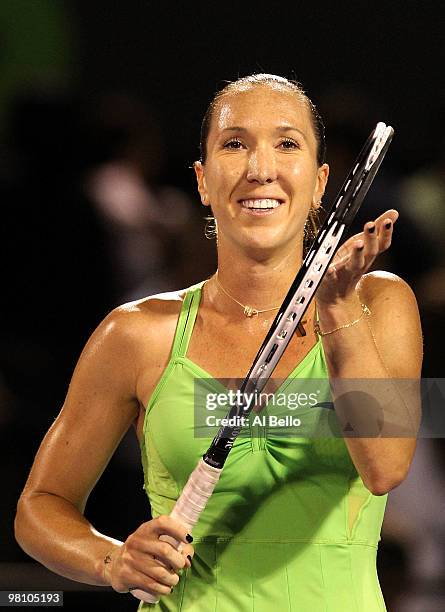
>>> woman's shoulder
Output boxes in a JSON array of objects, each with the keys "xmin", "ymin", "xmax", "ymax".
[
  {"xmin": 98, "ymin": 282, "xmax": 205, "ymax": 343},
  {"xmin": 357, "ymin": 271, "xmax": 420, "ymax": 328},
  {"xmin": 358, "ymin": 271, "xmax": 417, "ymax": 303}
]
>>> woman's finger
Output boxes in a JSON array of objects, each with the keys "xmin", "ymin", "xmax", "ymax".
[
  {"xmin": 126, "ymin": 567, "xmax": 175, "ymax": 596},
  {"xmin": 373, "ymin": 208, "xmax": 399, "ymax": 227},
  {"xmin": 148, "ymin": 515, "xmax": 192, "ymax": 546},
  {"xmin": 181, "ymin": 543, "xmax": 194, "ymax": 568},
  {"xmin": 345, "ymin": 239, "xmax": 365, "ymax": 272},
  {"xmin": 377, "ymin": 218, "xmax": 394, "ymax": 252},
  {"xmin": 128, "ymin": 553, "xmax": 180, "ymax": 590},
  {"xmin": 128, "ymin": 535, "xmax": 185, "ymax": 571},
  {"xmin": 362, "ymin": 221, "xmax": 379, "ymax": 259},
  {"xmin": 150, "ymin": 540, "xmax": 187, "ymax": 571},
  {"xmin": 147, "ymin": 564, "xmax": 181, "ymax": 588}
]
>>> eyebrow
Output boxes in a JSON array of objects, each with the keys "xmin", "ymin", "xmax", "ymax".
[{"xmin": 221, "ymin": 125, "xmax": 307, "ymax": 140}]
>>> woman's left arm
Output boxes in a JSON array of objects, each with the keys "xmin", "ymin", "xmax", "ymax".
[{"xmin": 316, "ymin": 209, "xmax": 423, "ymax": 496}]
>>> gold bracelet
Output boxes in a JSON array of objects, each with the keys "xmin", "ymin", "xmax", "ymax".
[{"xmin": 314, "ymin": 303, "xmax": 371, "ymax": 337}]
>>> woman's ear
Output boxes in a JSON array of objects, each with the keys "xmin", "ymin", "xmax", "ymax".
[
  {"xmin": 194, "ymin": 161, "xmax": 210, "ymax": 207},
  {"xmin": 312, "ymin": 163, "xmax": 329, "ymax": 207}
]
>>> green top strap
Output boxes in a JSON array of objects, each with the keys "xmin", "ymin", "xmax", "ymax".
[{"xmin": 170, "ymin": 281, "xmax": 206, "ymax": 359}]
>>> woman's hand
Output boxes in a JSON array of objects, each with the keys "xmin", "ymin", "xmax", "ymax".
[
  {"xmin": 316, "ymin": 209, "xmax": 399, "ymax": 305},
  {"xmin": 105, "ymin": 515, "xmax": 194, "ymax": 596}
]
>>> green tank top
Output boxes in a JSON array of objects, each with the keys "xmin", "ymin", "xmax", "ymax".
[{"xmin": 139, "ymin": 282, "xmax": 388, "ymax": 611}]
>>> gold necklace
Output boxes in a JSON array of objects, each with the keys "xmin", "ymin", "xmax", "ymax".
[{"xmin": 215, "ymin": 272, "xmax": 281, "ymax": 317}]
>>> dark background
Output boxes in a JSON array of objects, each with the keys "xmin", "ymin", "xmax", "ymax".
[{"xmin": 1, "ymin": 1, "xmax": 444, "ymax": 610}]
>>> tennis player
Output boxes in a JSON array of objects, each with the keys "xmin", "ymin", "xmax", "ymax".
[{"xmin": 15, "ymin": 74, "xmax": 422, "ymax": 611}]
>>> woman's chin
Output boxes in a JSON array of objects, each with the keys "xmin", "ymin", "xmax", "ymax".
[{"xmin": 236, "ymin": 228, "xmax": 299, "ymax": 260}]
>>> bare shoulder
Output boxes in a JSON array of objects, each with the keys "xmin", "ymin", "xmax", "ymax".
[
  {"xmin": 100, "ymin": 288, "xmax": 199, "ymax": 340},
  {"xmin": 99, "ymin": 287, "xmax": 190, "ymax": 349},
  {"xmin": 88, "ymin": 285, "xmax": 200, "ymax": 389},
  {"xmin": 357, "ymin": 271, "xmax": 419, "ymax": 310},
  {"xmin": 113, "ymin": 287, "xmax": 188, "ymax": 320}
]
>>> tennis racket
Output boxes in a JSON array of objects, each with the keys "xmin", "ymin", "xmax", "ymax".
[{"xmin": 132, "ymin": 121, "xmax": 394, "ymax": 603}]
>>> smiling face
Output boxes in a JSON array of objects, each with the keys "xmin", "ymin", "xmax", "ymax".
[{"xmin": 195, "ymin": 84, "xmax": 329, "ymax": 260}]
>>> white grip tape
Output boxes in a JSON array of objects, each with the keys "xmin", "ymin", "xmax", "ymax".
[{"xmin": 130, "ymin": 459, "xmax": 222, "ymax": 603}]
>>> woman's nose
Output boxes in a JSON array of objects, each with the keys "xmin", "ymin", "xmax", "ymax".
[{"xmin": 246, "ymin": 147, "xmax": 277, "ymax": 184}]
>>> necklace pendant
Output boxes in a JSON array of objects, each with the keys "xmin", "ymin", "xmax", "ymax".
[{"xmin": 244, "ymin": 305, "xmax": 258, "ymax": 317}]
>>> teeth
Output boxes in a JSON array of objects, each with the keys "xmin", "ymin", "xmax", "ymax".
[{"xmin": 240, "ymin": 199, "xmax": 282, "ymax": 209}]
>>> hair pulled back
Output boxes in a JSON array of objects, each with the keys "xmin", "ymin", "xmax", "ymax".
[{"xmin": 199, "ymin": 73, "xmax": 326, "ymax": 166}]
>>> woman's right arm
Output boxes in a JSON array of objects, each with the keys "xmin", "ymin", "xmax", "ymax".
[{"xmin": 14, "ymin": 306, "xmax": 192, "ymax": 595}]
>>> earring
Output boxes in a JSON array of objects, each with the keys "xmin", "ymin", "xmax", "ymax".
[{"xmin": 204, "ymin": 215, "xmax": 217, "ymax": 240}]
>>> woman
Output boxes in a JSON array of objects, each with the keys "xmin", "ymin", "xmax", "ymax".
[{"xmin": 15, "ymin": 74, "xmax": 422, "ymax": 611}]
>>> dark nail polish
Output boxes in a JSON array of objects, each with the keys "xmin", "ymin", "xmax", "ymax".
[
  {"xmin": 186, "ymin": 533, "xmax": 193, "ymax": 543},
  {"xmin": 385, "ymin": 222, "xmax": 392, "ymax": 229},
  {"xmin": 187, "ymin": 554, "xmax": 192, "ymax": 563},
  {"xmin": 368, "ymin": 225, "xmax": 375, "ymax": 233}
]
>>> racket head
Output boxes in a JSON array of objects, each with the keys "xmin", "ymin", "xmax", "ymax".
[{"xmin": 330, "ymin": 122, "xmax": 394, "ymax": 225}]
